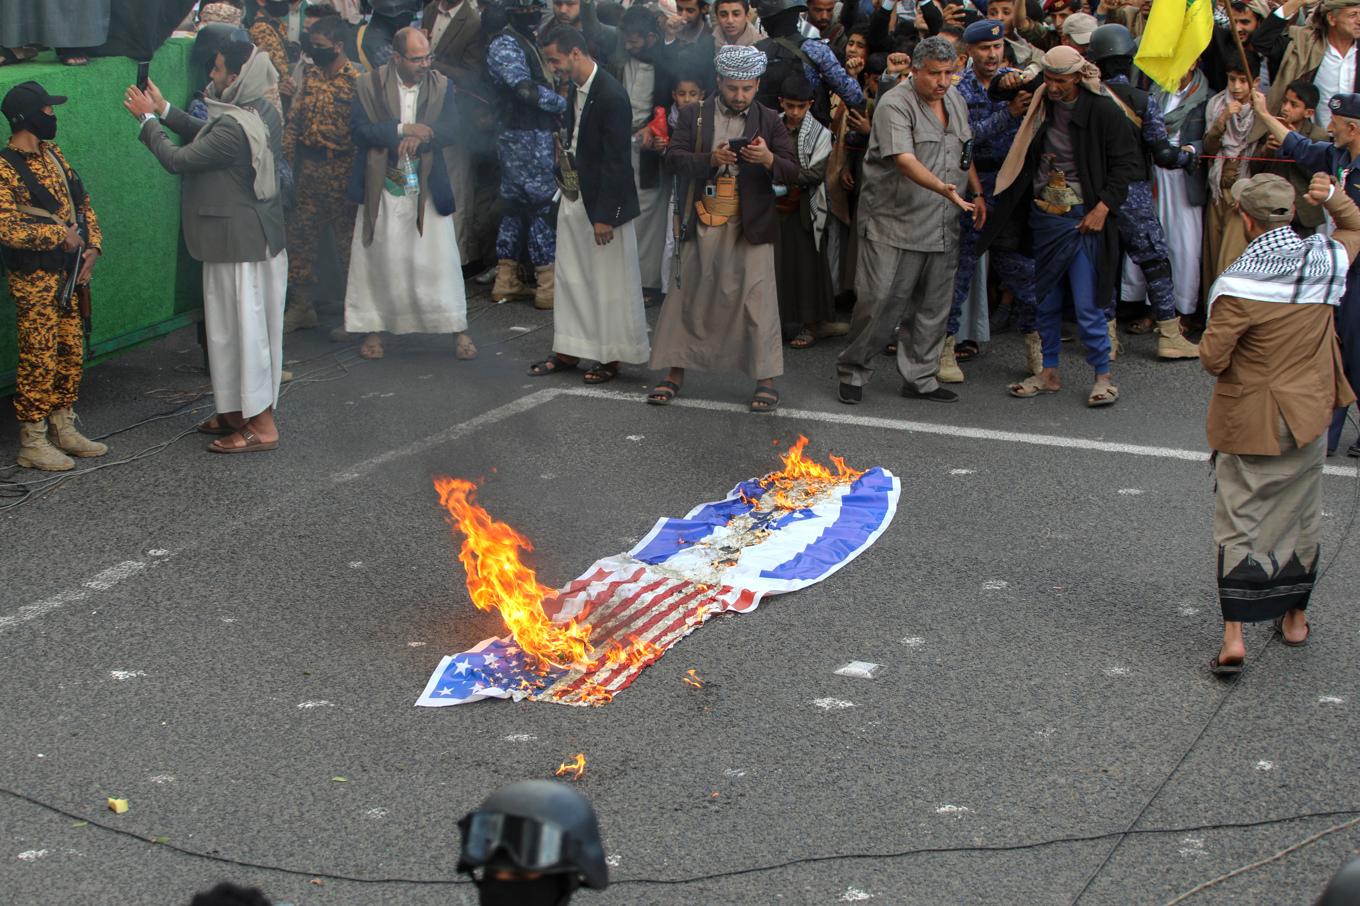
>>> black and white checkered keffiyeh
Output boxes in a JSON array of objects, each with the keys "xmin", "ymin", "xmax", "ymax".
[{"xmin": 1207, "ymin": 226, "xmax": 1349, "ymax": 312}]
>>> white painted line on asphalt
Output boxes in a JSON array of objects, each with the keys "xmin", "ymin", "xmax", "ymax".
[
  {"xmin": 0, "ymin": 555, "xmax": 163, "ymax": 634},
  {"xmin": 559, "ymin": 387, "xmax": 1360, "ymax": 478},
  {"xmin": 329, "ymin": 388, "xmax": 561, "ymax": 483}
]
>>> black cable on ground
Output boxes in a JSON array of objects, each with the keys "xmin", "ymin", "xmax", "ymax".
[{"xmin": 0, "ymin": 785, "xmax": 1354, "ymax": 889}]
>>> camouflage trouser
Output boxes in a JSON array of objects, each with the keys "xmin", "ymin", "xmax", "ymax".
[
  {"xmin": 287, "ymin": 154, "xmax": 356, "ymax": 292},
  {"xmin": 1113, "ymin": 180, "xmax": 1175, "ymax": 322},
  {"xmin": 495, "ymin": 129, "xmax": 557, "ymax": 267},
  {"xmin": 10, "ymin": 269, "xmax": 82, "ymax": 422}
]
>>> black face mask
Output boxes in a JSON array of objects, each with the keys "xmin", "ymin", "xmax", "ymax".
[
  {"xmin": 476, "ymin": 876, "xmax": 572, "ymax": 906},
  {"xmin": 508, "ymin": 9, "xmax": 540, "ymax": 36},
  {"xmin": 25, "ymin": 111, "xmax": 56, "ymax": 141},
  {"xmin": 309, "ymin": 45, "xmax": 339, "ymax": 66}
]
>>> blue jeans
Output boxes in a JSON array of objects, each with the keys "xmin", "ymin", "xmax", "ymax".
[{"xmin": 1030, "ymin": 205, "xmax": 1111, "ymax": 374}]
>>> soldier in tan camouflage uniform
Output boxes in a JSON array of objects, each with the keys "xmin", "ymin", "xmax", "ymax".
[
  {"xmin": 283, "ymin": 15, "xmax": 360, "ymax": 332},
  {"xmin": 0, "ymin": 81, "xmax": 106, "ymax": 472}
]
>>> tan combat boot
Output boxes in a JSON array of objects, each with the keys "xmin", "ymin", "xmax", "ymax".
[
  {"xmin": 938, "ymin": 335, "xmax": 964, "ymax": 383},
  {"xmin": 1155, "ymin": 317, "xmax": 1200, "ymax": 359},
  {"xmin": 1023, "ymin": 330, "xmax": 1043, "ymax": 376},
  {"xmin": 17, "ymin": 418, "xmax": 74, "ymax": 471},
  {"xmin": 491, "ymin": 259, "xmax": 530, "ymax": 302},
  {"xmin": 283, "ymin": 293, "xmax": 319, "ymax": 333},
  {"xmin": 48, "ymin": 407, "xmax": 108, "ymax": 457},
  {"xmin": 534, "ymin": 264, "xmax": 554, "ymax": 310},
  {"xmin": 1107, "ymin": 319, "xmax": 1121, "ymax": 362}
]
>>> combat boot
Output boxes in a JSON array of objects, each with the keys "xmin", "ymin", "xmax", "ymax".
[
  {"xmin": 1023, "ymin": 331, "xmax": 1042, "ymax": 376},
  {"xmin": 16, "ymin": 418, "xmax": 74, "ymax": 471},
  {"xmin": 48, "ymin": 407, "xmax": 108, "ymax": 457},
  {"xmin": 283, "ymin": 292, "xmax": 319, "ymax": 333},
  {"xmin": 1155, "ymin": 318, "xmax": 1200, "ymax": 359},
  {"xmin": 491, "ymin": 259, "xmax": 531, "ymax": 302},
  {"xmin": 1107, "ymin": 319, "xmax": 1121, "ymax": 362},
  {"xmin": 938, "ymin": 335, "xmax": 964, "ymax": 383},
  {"xmin": 534, "ymin": 264, "xmax": 555, "ymax": 310}
]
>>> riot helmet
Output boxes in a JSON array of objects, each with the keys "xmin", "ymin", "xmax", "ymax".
[{"xmin": 458, "ymin": 780, "xmax": 608, "ymax": 905}]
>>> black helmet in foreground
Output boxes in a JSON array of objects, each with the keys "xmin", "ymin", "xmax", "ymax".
[
  {"xmin": 458, "ymin": 781, "xmax": 608, "ymax": 895},
  {"xmin": 1086, "ymin": 23, "xmax": 1136, "ymax": 63}
]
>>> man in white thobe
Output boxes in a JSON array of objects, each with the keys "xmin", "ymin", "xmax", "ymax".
[
  {"xmin": 345, "ymin": 28, "xmax": 476, "ymax": 360},
  {"xmin": 528, "ymin": 27, "xmax": 649, "ymax": 382}
]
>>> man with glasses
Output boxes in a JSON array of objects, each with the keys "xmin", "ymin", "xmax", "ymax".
[{"xmin": 343, "ymin": 27, "xmax": 477, "ymax": 361}]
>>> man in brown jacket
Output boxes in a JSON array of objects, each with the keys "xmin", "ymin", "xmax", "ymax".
[{"xmin": 1200, "ymin": 171, "xmax": 1358, "ymax": 675}]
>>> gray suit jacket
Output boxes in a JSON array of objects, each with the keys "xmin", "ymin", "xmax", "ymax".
[{"xmin": 140, "ymin": 101, "xmax": 286, "ymax": 264}]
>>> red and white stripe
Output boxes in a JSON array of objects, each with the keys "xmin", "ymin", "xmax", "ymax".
[{"xmin": 532, "ymin": 561, "xmax": 764, "ymax": 705}]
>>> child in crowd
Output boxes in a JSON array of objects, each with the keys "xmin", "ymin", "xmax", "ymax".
[{"xmin": 1202, "ymin": 52, "xmax": 1261, "ymax": 294}]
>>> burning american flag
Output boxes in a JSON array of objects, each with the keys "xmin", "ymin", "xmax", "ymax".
[{"xmin": 418, "ymin": 438, "xmax": 900, "ymax": 707}]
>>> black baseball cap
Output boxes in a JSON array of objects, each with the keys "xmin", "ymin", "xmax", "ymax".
[{"xmin": 2, "ymin": 81, "xmax": 67, "ymax": 128}]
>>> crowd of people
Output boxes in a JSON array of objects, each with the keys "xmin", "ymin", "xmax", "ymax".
[{"xmin": 3, "ymin": 0, "xmax": 1360, "ymax": 667}]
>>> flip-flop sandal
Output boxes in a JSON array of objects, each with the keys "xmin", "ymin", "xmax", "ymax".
[
  {"xmin": 1087, "ymin": 383, "xmax": 1119, "ymax": 407},
  {"xmin": 750, "ymin": 386, "xmax": 780, "ymax": 413},
  {"xmin": 647, "ymin": 380, "xmax": 681, "ymax": 405},
  {"xmin": 789, "ymin": 329, "xmax": 816, "ymax": 349},
  {"xmin": 455, "ymin": 335, "xmax": 478, "ymax": 360},
  {"xmin": 209, "ymin": 428, "xmax": 279, "ymax": 455},
  {"xmin": 1272, "ymin": 616, "xmax": 1311, "ymax": 647},
  {"xmin": 1209, "ymin": 656, "xmax": 1245, "ymax": 676},
  {"xmin": 197, "ymin": 416, "xmax": 239, "ymax": 436},
  {"xmin": 528, "ymin": 354, "xmax": 577, "ymax": 376},
  {"xmin": 955, "ymin": 340, "xmax": 981, "ymax": 361},
  {"xmin": 583, "ymin": 362, "xmax": 619, "ymax": 384},
  {"xmin": 1008, "ymin": 375, "xmax": 1060, "ymax": 399}
]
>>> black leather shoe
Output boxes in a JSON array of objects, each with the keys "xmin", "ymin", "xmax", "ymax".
[
  {"xmin": 838, "ymin": 382, "xmax": 863, "ymax": 405},
  {"xmin": 901, "ymin": 384, "xmax": 958, "ymax": 403}
]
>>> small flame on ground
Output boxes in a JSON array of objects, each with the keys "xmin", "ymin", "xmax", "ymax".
[
  {"xmin": 756, "ymin": 436, "xmax": 864, "ymax": 511},
  {"xmin": 555, "ymin": 753, "xmax": 586, "ymax": 780},
  {"xmin": 683, "ymin": 669, "xmax": 704, "ymax": 688}
]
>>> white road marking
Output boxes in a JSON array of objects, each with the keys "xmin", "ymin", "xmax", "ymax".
[
  {"xmin": 329, "ymin": 389, "xmax": 560, "ymax": 483},
  {"xmin": 109, "ymin": 670, "xmax": 146, "ymax": 681},
  {"xmin": 407, "ymin": 641, "xmax": 427, "ymax": 648},
  {"xmin": 1254, "ymin": 760, "xmax": 1274, "ymax": 771},
  {"xmin": 364, "ymin": 808, "xmax": 389, "ymax": 819},
  {"xmin": 834, "ymin": 661, "xmax": 883, "ymax": 679},
  {"xmin": 16, "ymin": 849, "xmax": 49, "ymax": 862},
  {"xmin": 1117, "ymin": 488, "xmax": 1145, "ymax": 496},
  {"xmin": 948, "ymin": 468, "xmax": 975, "ymax": 475},
  {"xmin": 561, "ymin": 387, "xmax": 1360, "ymax": 478},
  {"xmin": 296, "ymin": 700, "xmax": 335, "ymax": 709},
  {"xmin": 982, "ymin": 579, "xmax": 1009, "ymax": 590},
  {"xmin": 900, "ymin": 636, "xmax": 926, "ymax": 647},
  {"xmin": 936, "ymin": 804, "xmax": 971, "ymax": 815},
  {"xmin": 1103, "ymin": 666, "xmax": 1131, "ymax": 677},
  {"xmin": 840, "ymin": 888, "xmax": 873, "ymax": 901},
  {"xmin": 503, "ymin": 733, "xmax": 537, "ymax": 742},
  {"xmin": 1, "ymin": 553, "xmax": 173, "ymax": 634},
  {"xmin": 811, "ymin": 698, "xmax": 856, "ymax": 710},
  {"xmin": 149, "ymin": 774, "xmax": 176, "ymax": 784},
  {"xmin": 724, "ymin": 768, "xmax": 746, "ymax": 777},
  {"xmin": 1319, "ymin": 695, "xmax": 1346, "ymax": 704},
  {"xmin": 605, "ymin": 854, "xmax": 622, "ymax": 868},
  {"xmin": 347, "ymin": 561, "xmax": 364, "ymax": 569}
]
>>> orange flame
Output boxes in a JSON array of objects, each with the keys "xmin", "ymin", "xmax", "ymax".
[
  {"xmin": 683, "ymin": 668, "xmax": 704, "ymax": 688},
  {"xmin": 555, "ymin": 753, "xmax": 586, "ymax": 780},
  {"xmin": 756, "ymin": 436, "xmax": 863, "ymax": 511},
  {"xmin": 435, "ymin": 478, "xmax": 596, "ymax": 669}
]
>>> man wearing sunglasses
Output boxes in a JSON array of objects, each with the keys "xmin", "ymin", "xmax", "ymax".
[{"xmin": 458, "ymin": 780, "xmax": 609, "ymax": 905}]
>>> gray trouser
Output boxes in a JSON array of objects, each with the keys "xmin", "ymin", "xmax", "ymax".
[{"xmin": 836, "ymin": 237, "xmax": 957, "ymax": 393}]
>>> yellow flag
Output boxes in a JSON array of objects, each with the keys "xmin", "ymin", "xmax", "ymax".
[{"xmin": 1134, "ymin": 0, "xmax": 1215, "ymax": 93}]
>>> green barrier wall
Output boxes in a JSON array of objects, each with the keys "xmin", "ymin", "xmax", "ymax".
[{"xmin": 0, "ymin": 39, "xmax": 202, "ymax": 391}]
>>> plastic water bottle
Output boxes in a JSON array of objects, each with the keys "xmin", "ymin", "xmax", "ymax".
[{"xmin": 400, "ymin": 155, "xmax": 419, "ymax": 195}]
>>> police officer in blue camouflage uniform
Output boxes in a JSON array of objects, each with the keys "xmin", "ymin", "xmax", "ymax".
[
  {"xmin": 1088, "ymin": 24, "xmax": 1201, "ymax": 361},
  {"xmin": 755, "ymin": 0, "xmax": 864, "ymax": 127},
  {"xmin": 944, "ymin": 19, "xmax": 1041, "ymax": 380},
  {"xmin": 487, "ymin": 0, "xmax": 567, "ymax": 310}
]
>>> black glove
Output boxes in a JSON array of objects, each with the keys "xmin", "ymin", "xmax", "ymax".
[
  {"xmin": 513, "ymin": 79, "xmax": 539, "ymax": 107},
  {"xmin": 1151, "ymin": 139, "xmax": 1185, "ymax": 170}
]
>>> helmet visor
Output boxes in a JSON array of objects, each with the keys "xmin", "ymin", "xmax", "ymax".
[{"xmin": 462, "ymin": 812, "xmax": 568, "ymax": 872}]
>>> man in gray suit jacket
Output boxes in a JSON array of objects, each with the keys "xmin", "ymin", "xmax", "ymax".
[{"xmin": 125, "ymin": 39, "xmax": 289, "ymax": 456}]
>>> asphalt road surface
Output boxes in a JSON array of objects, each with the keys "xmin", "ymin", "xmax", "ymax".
[{"xmin": 1, "ymin": 284, "xmax": 1357, "ymax": 906}]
